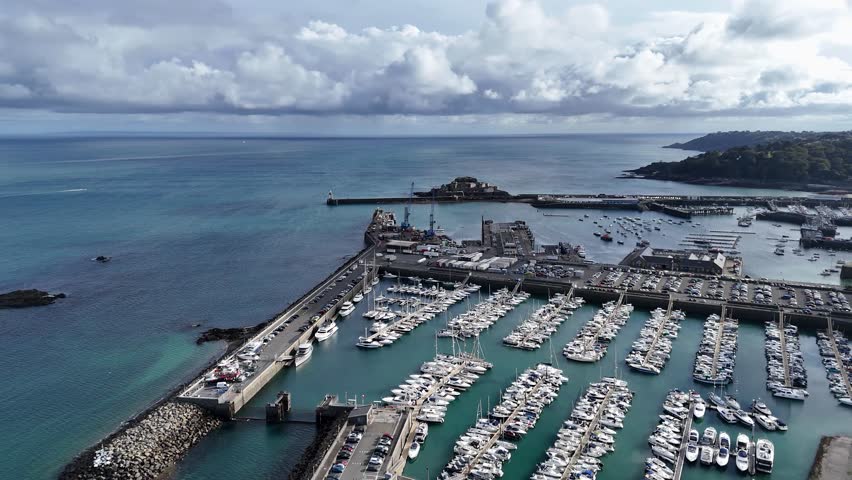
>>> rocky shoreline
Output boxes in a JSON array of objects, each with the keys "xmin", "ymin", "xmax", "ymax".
[
  {"xmin": 0, "ymin": 289, "xmax": 65, "ymax": 308},
  {"xmin": 59, "ymin": 402, "xmax": 221, "ymax": 480},
  {"xmin": 195, "ymin": 321, "xmax": 268, "ymax": 347}
]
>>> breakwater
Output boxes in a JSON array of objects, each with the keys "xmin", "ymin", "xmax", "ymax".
[{"xmin": 59, "ymin": 402, "xmax": 221, "ymax": 480}]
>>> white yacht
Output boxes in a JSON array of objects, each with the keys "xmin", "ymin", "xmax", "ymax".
[
  {"xmin": 693, "ymin": 401, "xmax": 705, "ymax": 419},
  {"xmin": 352, "ymin": 292, "xmax": 364, "ymax": 303},
  {"xmin": 315, "ymin": 321, "xmax": 338, "ymax": 342},
  {"xmin": 717, "ymin": 432, "xmax": 730, "ymax": 468},
  {"xmin": 735, "ymin": 448, "xmax": 750, "ymax": 472},
  {"xmin": 685, "ymin": 443, "xmax": 699, "ymax": 463},
  {"xmin": 294, "ymin": 342, "xmax": 314, "ymax": 367},
  {"xmin": 338, "ymin": 301, "xmax": 356, "ymax": 317},
  {"xmin": 755, "ymin": 438, "xmax": 774, "ymax": 473},
  {"xmin": 408, "ymin": 441, "xmax": 420, "ymax": 460}
]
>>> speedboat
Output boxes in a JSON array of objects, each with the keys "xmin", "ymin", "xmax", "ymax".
[
  {"xmin": 314, "ymin": 321, "xmax": 338, "ymax": 341},
  {"xmin": 734, "ymin": 409, "xmax": 754, "ymax": 428},
  {"xmin": 294, "ymin": 342, "xmax": 313, "ymax": 367},
  {"xmin": 724, "ymin": 395, "xmax": 741, "ymax": 410}
]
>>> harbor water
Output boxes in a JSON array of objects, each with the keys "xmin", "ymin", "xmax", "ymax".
[{"xmin": 0, "ymin": 135, "xmax": 847, "ymax": 479}]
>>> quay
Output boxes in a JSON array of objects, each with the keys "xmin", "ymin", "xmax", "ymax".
[
  {"xmin": 177, "ymin": 223, "xmax": 383, "ymax": 416},
  {"xmin": 648, "ymin": 203, "xmax": 734, "ymax": 219}
]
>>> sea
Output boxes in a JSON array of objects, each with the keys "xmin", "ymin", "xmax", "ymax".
[{"xmin": 0, "ymin": 135, "xmax": 849, "ymax": 480}]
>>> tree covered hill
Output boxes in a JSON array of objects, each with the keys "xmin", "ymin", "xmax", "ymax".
[{"xmin": 633, "ymin": 132, "xmax": 852, "ymax": 186}]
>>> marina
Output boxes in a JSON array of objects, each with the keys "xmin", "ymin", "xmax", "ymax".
[{"xmin": 59, "ymin": 193, "xmax": 852, "ymax": 480}]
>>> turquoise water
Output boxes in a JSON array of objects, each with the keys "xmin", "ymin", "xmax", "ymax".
[{"xmin": 0, "ymin": 135, "xmax": 843, "ymax": 479}]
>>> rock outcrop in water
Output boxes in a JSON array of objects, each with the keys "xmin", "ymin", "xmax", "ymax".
[
  {"xmin": 59, "ymin": 402, "xmax": 221, "ymax": 480},
  {"xmin": 0, "ymin": 289, "xmax": 65, "ymax": 308},
  {"xmin": 196, "ymin": 322, "xmax": 268, "ymax": 345}
]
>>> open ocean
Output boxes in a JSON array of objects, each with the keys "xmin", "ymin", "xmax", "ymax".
[{"xmin": 0, "ymin": 135, "xmax": 845, "ymax": 480}]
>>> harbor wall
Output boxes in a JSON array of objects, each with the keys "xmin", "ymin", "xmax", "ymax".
[
  {"xmin": 291, "ymin": 408, "xmax": 351, "ymax": 480},
  {"xmin": 808, "ymin": 435, "xmax": 852, "ymax": 480}
]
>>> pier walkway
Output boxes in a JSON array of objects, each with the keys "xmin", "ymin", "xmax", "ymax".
[
  {"xmin": 455, "ymin": 372, "xmax": 551, "ymax": 479},
  {"xmin": 361, "ymin": 298, "xmax": 438, "ymax": 344},
  {"xmin": 672, "ymin": 402, "xmax": 695, "ymax": 480},
  {"xmin": 827, "ymin": 316, "xmax": 852, "ymax": 395},
  {"xmin": 779, "ymin": 310, "xmax": 791, "ymax": 387},
  {"xmin": 558, "ymin": 384, "xmax": 616, "ymax": 480},
  {"xmin": 583, "ymin": 291, "xmax": 625, "ymax": 352},
  {"xmin": 641, "ymin": 296, "xmax": 675, "ymax": 367},
  {"xmin": 710, "ymin": 306, "xmax": 728, "ymax": 380}
]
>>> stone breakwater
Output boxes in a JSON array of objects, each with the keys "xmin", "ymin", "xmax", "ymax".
[{"xmin": 59, "ymin": 402, "xmax": 221, "ymax": 480}]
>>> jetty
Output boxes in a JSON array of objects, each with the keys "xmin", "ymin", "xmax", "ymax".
[
  {"xmin": 827, "ymin": 317, "xmax": 852, "ymax": 395},
  {"xmin": 672, "ymin": 402, "xmax": 695, "ymax": 480},
  {"xmin": 556, "ymin": 382, "xmax": 618, "ymax": 480}
]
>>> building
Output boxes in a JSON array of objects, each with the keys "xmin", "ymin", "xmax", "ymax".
[
  {"xmin": 623, "ymin": 247, "xmax": 727, "ymax": 275},
  {"xmin": 482, "ymin": 219, "xmax": 535, "ymax": 256},
  {"xmin": 415, "ymin": 176, "xmax": 511, "ymax": 199}
]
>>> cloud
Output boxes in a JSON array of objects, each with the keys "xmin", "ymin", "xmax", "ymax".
[{"xmin": 0, "ymin": 0, "xmax": 850, "ymax": 121}]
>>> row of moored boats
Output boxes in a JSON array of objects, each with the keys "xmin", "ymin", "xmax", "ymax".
[
  {"xmin": 503, "ymin": 293, "xmax": 584, "ymax": 350},
  {"xmin": 764, "ymin": 321, "xmax": 809, "ymax": 400},
  {"xmin": 625, "ymin": 307, "xmax": 685, "ymax": 374},
  {"xmin": 438, "ymin": 288, "xmax": 530, "ymax": 339},
  {"xmin": 563, "ymin": 301, "xmax": 633, "ymax": 363},
  {"xmin": 692, "ymin": 314, "xmax": 738, "ymax": 385},
  {"xmin": 816, "ymin": 329, "xmax": 852, "ymax": 407},
  {"xmin": 382, "ymin": 353, "xmax": 492, "ymax": 427},
  {"xmin": 441, "ymin": 363, "xmax": 566, "ymax": 479},
  {"xmin": 532, "ymin": 377, "xmax": 631, "ymax": 480}
]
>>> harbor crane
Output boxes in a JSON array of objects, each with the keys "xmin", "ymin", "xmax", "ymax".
[{"xmin": 402, "ymin": 182, "xmax": 414, "ymax": 229}]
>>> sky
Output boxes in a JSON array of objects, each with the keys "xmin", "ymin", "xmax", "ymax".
[{"xmin": 1, "ymin": 0, "xmax": 852, "ymax": 135}]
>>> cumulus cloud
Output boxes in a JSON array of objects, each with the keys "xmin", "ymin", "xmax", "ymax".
[{"xmin": 0, "ymin": 0, "xmax": 851, "ymax": 120}]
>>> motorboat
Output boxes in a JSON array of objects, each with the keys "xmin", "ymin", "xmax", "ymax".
[
  {"xmin": 700, "ymin": 446, "xmax": 716, "ymax": 465},
  {"xmin": 736, "ymin": 448, "xmax": 750, "ymax": 472},
  {"xmin": 352, "ymin": 292, "xmax": 364, "ymax": 303},
  {"xmin": 408, "ymin": 441, "xmax": 421, "ymax": 460},
  {"xmin": 294, "ymin": 342, "xmax": 314, "ymax": 367},
  {"xmin": 685, "ymin": 443, "xmax": 699, "ymax": 463},
  {"xmin": 338, "ymin": 301, "xmax": 356, "ymax": 317},
  {"xmin": 724, "ymin": 395, "xmax": 741, "ymax": 410},
  {"xmin": 716, "ymin": 407, "xmax": 738, "ymax": 424},
  {"xmin": 734, "ymin": 409, "xmax": 755, "ymax": 428},
  {"xmin": 751, "ymin": 399, "xmax": 772, "ymax": 416},
  {"xmin": 717, "ymin": 432, "xmax": 730, "ymax": 467},
  {"xmin": 754, "ymin": 414, "xmax": 777, "ymax": 431},
  {"xmin": 314, "ymin": 321, "xmax": 338, "ymax": 342},
  {"xmin": 700, "ymin": 427, "xmax": 717, "ymax": 446},
  {"xmin": 693, "ymin": 401, "xmax": 705, "ymax": 419},
  {"xmin": 755, "ymin": 438, "xmax": 774, "ymax": 473}
]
